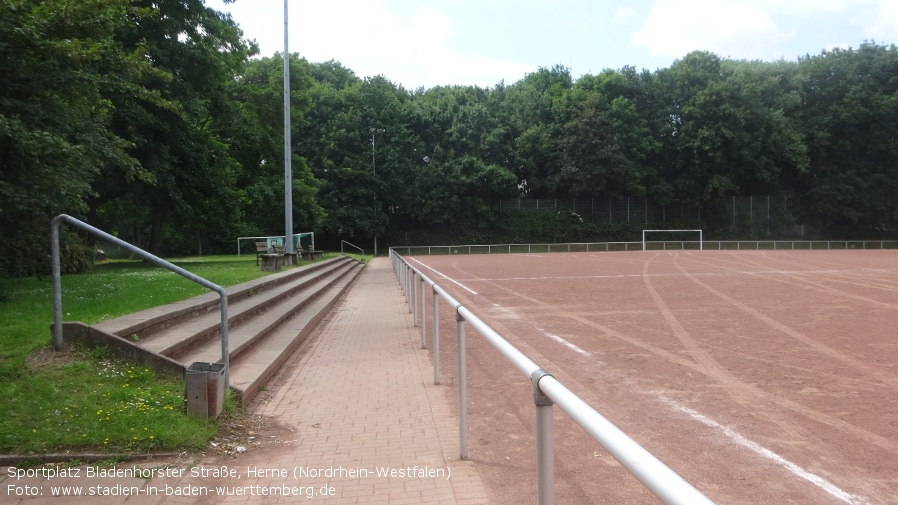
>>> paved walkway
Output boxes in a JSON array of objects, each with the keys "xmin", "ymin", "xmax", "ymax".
[{"xmin": 3, "ymin": 258, "xmax": 489, "ymax": 504}]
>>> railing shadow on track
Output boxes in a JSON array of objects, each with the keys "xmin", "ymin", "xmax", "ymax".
[{"xmin": 389, "ymin": 249, "xmax": 716, "ymax": 505}]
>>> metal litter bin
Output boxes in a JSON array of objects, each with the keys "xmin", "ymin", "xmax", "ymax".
[{"xmin": 185, "ymin": 362, "xmax": 226, "ymax": 419}]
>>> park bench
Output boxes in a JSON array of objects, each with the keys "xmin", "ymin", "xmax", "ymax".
[
  {"xmin": 254, "ymin": 241, "xmax": 269, "ymax": 266},
  {"xmin": 297, "ymin": 245, "xmax": 323, "ymax": 261},
  {"xmin": 256, "ymin": 241, "xmax": 286, "ymax": 271}
]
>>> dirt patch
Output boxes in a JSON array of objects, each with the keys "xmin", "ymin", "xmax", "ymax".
[
  {"xmin": 25, "ymin": 344, "xmax": 84, "ymax": 371},
  {"xmin": 203, "ymin": 409, "xmax": 297, "ymax": 459}
]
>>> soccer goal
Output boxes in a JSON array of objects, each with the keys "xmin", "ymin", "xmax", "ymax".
[
  {"xmin": 642, "ymin": 229, "xmax": 703, "ymax": 251},
  {"xmin": 236, "ymin": 233, "xmax": 314, "ymax": 255}
]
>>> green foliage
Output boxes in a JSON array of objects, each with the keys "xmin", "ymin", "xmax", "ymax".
[
  {"xmin": 2, "ymin": 0, "xmax": 897, "ymax": 276},
  {"xmin": 0, "ymin": 0, "xmax": 140, "ymax": 277},
  {"xmin": 59, "ymin": 234, "xmax": 96, "ymax": 275}
]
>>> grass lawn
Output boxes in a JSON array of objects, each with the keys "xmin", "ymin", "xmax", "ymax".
[{"xmin": 0, "ymin": 254, "xmax": 316, "ymax": 457}]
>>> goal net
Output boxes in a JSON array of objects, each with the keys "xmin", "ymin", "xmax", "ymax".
[{"xmin": 642, "ymin": 229, "xmax": 703, "ymax": 251}]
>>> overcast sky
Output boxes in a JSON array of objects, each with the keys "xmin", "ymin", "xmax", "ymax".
[{"xmin": 204, "ymin": 0, "xmax": 897, "ymax": 90}]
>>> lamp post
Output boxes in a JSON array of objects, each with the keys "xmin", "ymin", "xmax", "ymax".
[
  {"xmin": 370, "ymin": 127, "xmax": 384, "ymax": 256},
  {"xmin": 282, "ymin": 0, "xmax": 294, "ymax": 256}
]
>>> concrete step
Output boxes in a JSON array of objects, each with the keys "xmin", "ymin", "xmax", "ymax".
[
  {"xmin": 96, "ymin": 257, "xmax": 354, "ymax": 358},
  {"xmin": 92, "ymin": 256, "xmax": 350, "ymax": 341},
  {"xmin": 137, "ymin": 259, "xmax": 355, "ymax": 358},
  {"xmin": 228, "ymin": 261, "xmax": 365, "ymax": 406},
  {"xmin": 172, "ymin": 260, "xmax": 359, "ymax": 365},
  {"xmin": 78, "ymin": 255, "xmax": 366, "ymax": 407}
]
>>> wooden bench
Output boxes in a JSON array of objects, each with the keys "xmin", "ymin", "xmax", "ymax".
[
  {"xmin": 299, "ymin": 247, "xmax": 324, "ymax": 261},
  {"xmin": 259, "ymin": 253, "xmax": 284, "ymax": 271},
  {"xmin": 255, "ymin": 241, "xmax": 269, "ymax": 266}
]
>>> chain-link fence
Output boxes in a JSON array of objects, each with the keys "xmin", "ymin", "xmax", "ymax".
[{"xmin": 500, "ymin": 196, "xmax": 800, "ymax": 237}]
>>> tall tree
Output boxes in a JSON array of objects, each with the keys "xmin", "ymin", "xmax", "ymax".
[
  {"xmin": 222, "ymin": 53, "xmax": 323, "ymax": 241},
  {"xmin": 0, "ymin": 0, "xmax": 142, "ymax": 275},
  {"xmin": 798, "ymin": 43, "xmax": 898, "ymax": 233},
  {"xmin": 555, "ymin": 94, "xmax": 629, "ymax": 197},
  {"xmin": 93, "ymin": 0, "xmax": 255, "ymax": 255},
  {"xmin": 506, "ymin": 65, "xmax": 573, "ymax": 198}
]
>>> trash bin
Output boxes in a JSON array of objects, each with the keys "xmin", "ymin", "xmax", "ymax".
[{"xmin": 185, "ymin": 362, "xmax": 226, "ymax": 419}]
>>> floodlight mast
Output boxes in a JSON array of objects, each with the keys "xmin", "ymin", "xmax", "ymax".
[
  {"xmin": 370, "ymin": 127, "xmax": 385, "ymax": 256},
  {"xmin": 282, "ymin": 0, "xmax": 294, "ymax": 255}
]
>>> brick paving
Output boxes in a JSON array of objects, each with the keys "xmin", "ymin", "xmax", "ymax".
[{"xmin": 3, "ymin": 258, "xmax": 488, "ymax": 504}]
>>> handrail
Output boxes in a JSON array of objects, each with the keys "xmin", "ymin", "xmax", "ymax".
[
  {"xmin": 340, "ymin": 240, "xmax": 366, "ymax": 263},
  {"xmin": 390, "ymin": 248, "xmax": 715, "ymax": 505},
  {"xmin": 51, "ymin": 214, "xmax": 230, "ymax": 387}
]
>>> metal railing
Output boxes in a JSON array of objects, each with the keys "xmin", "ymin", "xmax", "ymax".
[
  {"xmin": 391, "ymin": 239, "xmax": 898, "ymax": 256},
  {"xmin": 340, "ymin": 240, "xmax": 366, "ymax": 263},
  {"xmin": 389, "ymin": 249, "xmax": 715, "ymax": 505},
  {"xmin": 51, "ymin": 214, "xmax": 231, "ymax": 387}
]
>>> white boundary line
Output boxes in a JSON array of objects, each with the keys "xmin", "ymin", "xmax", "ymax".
[
  {"xmin": 409, "ymin": 257, "xmax": 478, "ymax": 295},
  {"xmin": 540, "ymin": 329, "xmax": 591, "ymax": 357},
  {"xmin": 658, "ymin": 396, "xmax": 868, "ymax": 505}
]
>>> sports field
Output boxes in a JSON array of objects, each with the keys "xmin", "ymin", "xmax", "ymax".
[{"xmin": 406, "ymin": 249, "xmax": 897, "ymax": 505}]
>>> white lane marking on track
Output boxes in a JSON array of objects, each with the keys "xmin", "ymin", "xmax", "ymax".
[
  {"xmin": 473, "ymin": 269, "xmax": 863, "ymax": 282},
  {"xmin": 539, "ymin": 328, "xmax": 591, "ymax": 357},
  {"xmin": 658, "ymin": 396, "xmax": 868, "ymax": 505},
  {"xmin": 409, "ymin": 258, "xmax": 478, "ymax": 295}
]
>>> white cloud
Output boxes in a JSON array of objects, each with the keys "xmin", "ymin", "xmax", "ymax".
[
  {"xmin": 208, "ymin": 0, "xmax": 531, "ymax": 89},
  {"xmin": 861, "ymin": 0, "xmax": 898, "ymax": 41},
  {"xmin": 614, "ymin": 7, "xmax": 640, "ymax": 24},
  {"xmin": 755, "ymin": 0, "xmax": 865, "ymax": 16},
  {"xmin": 631, "ymin": 0, "xmax": 794, "ymax": 60}
]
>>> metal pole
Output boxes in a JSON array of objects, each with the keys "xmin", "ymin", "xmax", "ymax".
[
  {"xmin": 51, "ymin": 222, "xmax": 63, "ymax": 350},
  {"xmin": 370, "ymin": 128, "xmax": 384, "ymax": 256},
  {"xmin": 433, "ymin": 286, "xmax": 440, "ymax": 384},
  {"xmin": 533, "ymin": 369, "xmax": 556, "ymax": 505},
  {"xmin": 283, "ymin": 0, "xmax": 294, "ymax": 255},
  {"xmin": 457, "ymin": 309, "xmax": 468, "ymax": 459},
  {"xmin": 412, "ymin": 270, "xmax": 418, "ymax": 324},
  {"xmin": 420, "ymin": 276, "xmax": 426, "ymax": 349},
  {"xmin": 408, "ymin": 266, "xmax": 413, "ymax": 313}
]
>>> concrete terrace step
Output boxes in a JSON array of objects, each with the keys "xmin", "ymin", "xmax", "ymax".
[
  {"xmin": 126, "ymin": 258, "xmax": 356, "ymax": 358},
  {"xmin": 228, "ymin": 261, "xmax": 364, "ymax": 405},
  {"xmin": 172, "ymin": 260, "xmax": 359, "ymax": 365},
  {"xmin": 79, "ymin": 255, "xmax": 366, "ymax": 407},
  {"xmin": 92, "ymin": 256, "xmax": 349, "ymax": 340}
]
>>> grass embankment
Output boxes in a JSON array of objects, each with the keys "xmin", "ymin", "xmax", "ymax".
[{"xmin": 0, "ymin": 254, "xmax": 309, "ymax": 457}]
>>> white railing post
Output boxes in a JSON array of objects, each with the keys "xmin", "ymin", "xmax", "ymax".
[
  {"xmin": 433, "ymin": 286, "xmax": 440, "ymax": 384},
  {"xmin": 420, "ymin": 275, "xmax": 426, "ymax": 349},
  {"xmin": 457, "ymin": 309, "xmax": 468, "ymax": 459},
  {"xmin": 532, "ymin": 369, "xmax": 556, "ymax": 505},
  {"xmin": 412, "ymin": 269, "xmax": 418, "ymax": 322},
  {"xmin": 405, "ymin": 265, "xmax": 411, "ymax": 306}
]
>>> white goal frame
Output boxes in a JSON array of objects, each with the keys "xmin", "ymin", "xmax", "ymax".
[
  {"xmin": 237, "ymin": 233, "xmax": 314, "ymax": 255},
  {"xmin": 642, "ymin": 229, "xmax": 703, "ymax": 251}
]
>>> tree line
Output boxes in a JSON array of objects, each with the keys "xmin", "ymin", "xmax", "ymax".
[{"xmin": 2, "ymin": 0, "xmax": 896, "ymax": 276}]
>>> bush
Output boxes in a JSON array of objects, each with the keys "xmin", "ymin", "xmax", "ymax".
[{"xmin": 60, "ymin": 234, "xmax": 95, "ymax": 275}]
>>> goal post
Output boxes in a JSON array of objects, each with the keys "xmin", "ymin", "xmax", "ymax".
[{"xmin": 642, "ymin": 229, "xmax": 703, "ymax": 251}]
